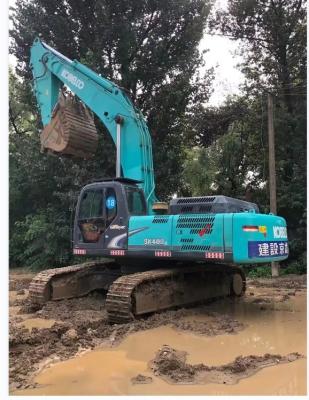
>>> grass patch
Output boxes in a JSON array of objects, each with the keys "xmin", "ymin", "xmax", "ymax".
[{"xmin": 244, "ymin": 260, "xmax": 307, "ymax": 278}]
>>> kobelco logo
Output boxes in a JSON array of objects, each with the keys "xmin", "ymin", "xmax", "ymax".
[
  {"xmin": 273, "ymin": 226, "xmax": 287, "ymax": 239},
  {"xmin": 61, "ymin": 69, "xmax": 84, "ymax": 90}
]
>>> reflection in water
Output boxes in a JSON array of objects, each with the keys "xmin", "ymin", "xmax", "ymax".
[{"xmin": 13, "ymin": 292, "xmax": 306, "ymax": 396}]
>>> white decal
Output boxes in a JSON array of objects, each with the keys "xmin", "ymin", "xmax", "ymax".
[
  {"xmin": 73, "ymin": 248, "xmax": 86, "ymax": 255},
  {"xmin": 269, "ymin": 242, "xmax": 279, "ymax": 256},
  {"xmin": 155, "ymin": 251, "xmax": 171, "ymax": 257},
  {"xmin": 61, "ymin": 69, "xmax": 84, "ymax": 90},
  {"xmin": 273, "ymin": 226, "xmax": 287, "ymax": 239},
  {"xmin": 205, "ymin": 252, "xmax": 224, "ymax": 259},
  {"xmin": 107, "ymin": 232, "xmax": 127, "ymax": 248},
  {"xmin": 258, "ymin": 243, "xmax": 270, "ymax": 256},
  {"xmin": 144, "ymin": 238, "xmax": 166, "ymax": 245},
  {"xmin": 110, "ymin": 249, "xmax": 125, "ymax": 256},
  {"xmin": 110, "ymin": 224, "xmax": 126, "ymax": 230}
]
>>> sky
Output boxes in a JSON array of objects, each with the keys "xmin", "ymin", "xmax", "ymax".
[
  {"xmin": 201, "ymin": 0, "xmax": 244, "ymax": 105},
  {"xmin": 200, "ymin": 33, "xmax": 244, "ymax": 105},
  {"xmin": 8, "ymin": 0, "xmax": 244, "ymax": 106}
]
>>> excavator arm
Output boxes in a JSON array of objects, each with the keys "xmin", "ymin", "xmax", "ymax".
[{"xmin": 30, "ymin": 38, "xmax": 157, "ymax": 210}]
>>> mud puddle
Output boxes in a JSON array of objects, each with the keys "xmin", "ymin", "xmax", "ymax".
[
  {"xmin": 9, "ymin": 304, "xmax": 244, "ymax": 391},
  {"xmin": 12, "ymin": 287, "xmax": 306, "ymax": 395}
]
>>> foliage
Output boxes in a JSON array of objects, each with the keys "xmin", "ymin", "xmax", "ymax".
[
  {"xmin": 244, "ymin": 265, "xmax": 272, "ymax": 278},
  {"xmin": 183, "ymin": 147, "xmax": 217, "ymax": 196},
  {"xmin": 183, "ymin": 95, "xmax": 270, "ymax": 207},
  {"xmin": 280, "ymin": 259, "xmax": 307, "ymax": 276},
  {"xmin": 10, "ymin": 209, "xmax": 71, "ymax": 270},
  {"xmin": 209, "ymin": 0, "xmax": 306, "ymax": 94},
  {"xmin": 190, "ymin": 97, "xmax": 249, "ymax": 147},
  {"xmin": 244, "ymin": 258, "xmax": 307, "ymax": 278}
]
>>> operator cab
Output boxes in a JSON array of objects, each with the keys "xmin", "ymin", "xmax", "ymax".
[{"xmin": 73, "ymin": 178, "xmax": 146, "ymax": 253}]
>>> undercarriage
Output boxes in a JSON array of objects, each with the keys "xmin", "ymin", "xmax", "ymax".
[{"xmin": 29, "ymin": 261, "xmax": 246, "ymax": 324}]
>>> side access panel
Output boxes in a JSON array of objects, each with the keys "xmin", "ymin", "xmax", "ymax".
[
  {"xmin": 171, "ymin": 214, "xmax": 225, "ymax": 259},
  {"xmin": 128, "ymin": 215, "xmax": 173, "ymax": 255}
]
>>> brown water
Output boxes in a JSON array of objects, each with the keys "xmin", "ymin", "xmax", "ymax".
[{"xmin": 13, "ymin": 292, "xmax": 307, "ymax": 396}]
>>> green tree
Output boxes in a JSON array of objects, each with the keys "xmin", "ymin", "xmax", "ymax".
[
  {"xmin": 183, "ymin": 146, "xmax": 217, "ymax": 196},
  {"xmin": 209, "ymin": 0, "xmax": 306, "ymax": 96},
  {"xmin": 183, "ymin": 95, "xmax": 270, "ymax": 207}
]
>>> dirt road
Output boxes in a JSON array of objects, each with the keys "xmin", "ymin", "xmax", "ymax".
[{"xmin": 9, "ymin": 269, "xmax": 306, "ymax": 395}]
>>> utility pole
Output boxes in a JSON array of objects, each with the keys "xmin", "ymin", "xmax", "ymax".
[{"xmin": 268, "ymin": 93, "xmax": 279, "ymax": 277}]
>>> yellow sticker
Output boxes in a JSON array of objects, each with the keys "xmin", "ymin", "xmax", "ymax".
[{"xmin": 259, "ymin": 226, "xmax": 267, "ymax": 234}]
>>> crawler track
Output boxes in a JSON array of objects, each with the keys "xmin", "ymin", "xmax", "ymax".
[
  {"xmin": 106, "ymin": 264, "xmax": 246, "ymax": 324},
  {"xmin": 29, "ymin": 261, "xmax": 121, "ymax": 305},
  {"xmin": 29, "ymin": 261, "xmax": 245, "ymax": 324}
]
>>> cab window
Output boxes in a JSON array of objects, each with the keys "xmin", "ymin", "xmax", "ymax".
[
  {"xmin": 78, "ymin": 189, "xmax": 104, "ymax": 243},
  {"xmin": 125, "ymin": 186, "xmax": 146, "ymax": 216},
  {"xmin": 79, "ymin": 190, "xmax": 103, "ymax": 219}
]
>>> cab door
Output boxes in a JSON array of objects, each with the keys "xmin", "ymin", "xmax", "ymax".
[
  {"xmin": 75, "ymin": 186, "xmax": 119, "ymax": 250},
  {"xmin": 77, "ymin": 188, "xmax": 106, "ymax": 246}
]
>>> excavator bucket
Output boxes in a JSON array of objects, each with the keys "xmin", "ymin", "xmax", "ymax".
[{"xmin": 40, "ymin": 93, "xmax": 98, "ymax": 159}]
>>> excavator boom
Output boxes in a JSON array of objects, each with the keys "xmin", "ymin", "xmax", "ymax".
[{"xmin": 30, "ymin": 38, "xmax": 157, "ymax": 210}]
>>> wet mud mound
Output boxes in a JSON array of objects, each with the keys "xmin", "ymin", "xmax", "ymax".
[
  {"xmin": 130, "ymin": 307, "xmax": 245, "ymax": 338},
  {"xmin": 36, "ymin": 292, "xmax": 107, "ymax": 322},
  {"xmin": 249, "ymin": 274, "xmax": 306, "ymax": 290},
  {"xmin": 9, "ymin": 318, "xmax": 115, "ymax": 390},
  {"xmin": 150, "ymin": 345, "xmax": 304, "ymax": 385},
  {"xmin": 173, "ymin": 314, "xmax": 243, "ymax": 335},
  {"xmin": 17, "ymin": 290, "xmax": 107, "ymax": 317},
  {"xmin": 246, "ymin": 274, "xmax": 306, "ymax": 309}
]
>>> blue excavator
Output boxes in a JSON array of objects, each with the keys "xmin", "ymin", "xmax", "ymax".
[{"xmin": 28, "ymin": 38, "xmax": 289, "ymax": 323}]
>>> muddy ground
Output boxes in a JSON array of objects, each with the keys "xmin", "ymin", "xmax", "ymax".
[
  {"xmin": 9, "ymin": 270, "xmax": 307, "ymax": 393},
  {"xmin": 149, "ymin": 344, "xmax": 303, "ymax": 385}
]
